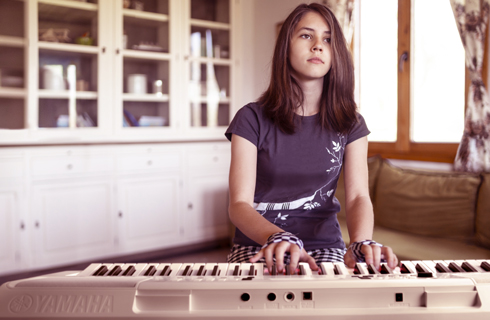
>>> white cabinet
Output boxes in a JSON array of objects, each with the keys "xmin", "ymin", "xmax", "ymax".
[
  {"xmin": 0, "ymin": 142, "xmax": 231, "ymax": 275},
  {"xmin": 0, "ymin": 150, "xmax": 26, "ymax": 275},
  {"xmin": 28, "ymin": 146, "xmax": 116, "ymax": 269},
  {"xmin": 0, "ymin": 0, "xmax": 241, "ymax": 144},
  {"xmin": 184, "ymin": 143, "xmax": 230, "ymax": 241},
  {"xmin": 114, "ymin": 144, "xmax": 183, "ymax": 254},
  {"xmin": 30, "ymin": 179, "xmax": 115, "ymax": 269}
]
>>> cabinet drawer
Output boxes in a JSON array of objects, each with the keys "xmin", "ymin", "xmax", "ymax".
[
  {"xmin": 188, "ymin": 151, "xmax": 231, "ymax": 169},
  {"xmin": 30, "ymin": 155, "xmax": 114, "ymax": 177},
  {"xmin": 117, "ymin": 153, "xmax": 181, "ymax": 172}
]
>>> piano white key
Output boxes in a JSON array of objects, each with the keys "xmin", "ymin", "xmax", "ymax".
[
  {"xmin": 202, "ymin": 263, "xmax": 218, "ymax": 276},
  {"xmin": 432, "ymin": 260, "xmax": 451, "ymax": 273},
  {"xmin": 189, "ymin": 263, "xmax": 206, "ymax": 276},
  {"xmin": 216, "ymin": 263, "xmax": 230, "ymax": 277},
  {"xmin": 131, "ymin": 263, "xmax": 149, "ymax": 276},
  {"xmin": 299, "ymin": 262, "xmax": 313, "ymax": 276},
  {"xmin": 400, "ymin": 260, "xmax": 417, "ymax": 274},
  {"xmin": 226, "ymin": 263, "xmax": 241, "ymax": 276},
  {"xmin": 166, "ymin": 263, "xmax": 183, "ymax": 277},
  {"xmin": 253, "ymin": 263, "xmax": 264, "ymax": 276},
  {"xmin": 419, "ymin": 260, "xmax": 438, "ymax": 274},
  {"xmin": 141, "ymin": 263, "xmax": 159, "ymax": 276},
  {"xmin": 79, "ymin": 263, "xmax": 102, "ymax": 277},
  {"xmin": 176, "ymin": 263, "xmax": 194, "ymax": 276},
  {"xmin": 333, "ymin": 262, "xmax": 350, "ymax": 275},
  {"xmin": 474, "ymin": 260, "xmax": 490, "ymax": 272},
  {"xmin": 355, "ymin": 263, "xmax": 369, "ymax": 275},
  {"xmin": 319, "ymin": 262, "xmax": 336, "ymax": 276},
  {"xmin": 444, "ymin": 260, "xmax": 466, "ymax": 273},
  {"xmin": 239, "ymin": 263, "xmax": 253, "ymax": 276}
]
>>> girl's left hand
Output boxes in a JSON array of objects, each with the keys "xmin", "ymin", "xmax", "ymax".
[{"xmin": 344, "ymin": 243, "xmax": 398, "ymax": 270}]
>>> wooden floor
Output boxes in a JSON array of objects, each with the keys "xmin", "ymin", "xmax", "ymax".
[{"xmin": 0, "ymin": 242, "xmax": 231, "ymax": 286}]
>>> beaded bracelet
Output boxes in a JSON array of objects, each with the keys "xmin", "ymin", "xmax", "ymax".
[
  {"xmin": 348, "ymin": 240, "xmax": 383, "ymax": 262},
  {"xmin": 262, "ymin": 232, "xmax": 304, "ymax": 251}
]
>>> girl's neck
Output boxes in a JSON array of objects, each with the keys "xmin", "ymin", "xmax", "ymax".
[{"xmin": 295, "ymin": 78, "xmax": 323, "ymax": 116}]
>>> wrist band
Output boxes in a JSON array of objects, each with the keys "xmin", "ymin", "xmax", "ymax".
[
  {"xmin": 348, "ymin": 240, "xmax": 383, "ymax": 262},
  {"xmin": 262, "ymin": 232, "xmax": 304, "ymax": 251}
]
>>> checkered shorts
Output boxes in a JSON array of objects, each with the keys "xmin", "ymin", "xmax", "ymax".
[{"xmin": 227, "ymin": 244, "xmax": 346, "ymax": 264}]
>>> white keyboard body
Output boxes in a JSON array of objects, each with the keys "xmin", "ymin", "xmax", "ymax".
[{"xmin": 1, "ymin": 260, "xmax": 490, "ymax": 319}]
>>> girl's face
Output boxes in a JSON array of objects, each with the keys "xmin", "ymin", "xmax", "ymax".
[{"xmin": 288, "ymin": 12, "xmax": 332, "ymax": 84}]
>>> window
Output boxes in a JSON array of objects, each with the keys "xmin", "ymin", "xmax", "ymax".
[{"xmin": 355, "ymin": 0, "xmax": 466, "ymax": 162}]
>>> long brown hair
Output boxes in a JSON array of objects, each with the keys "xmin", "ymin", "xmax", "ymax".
[{"xmin": 257, "ymin": 3, "xmax": 357, "ymax": 134}]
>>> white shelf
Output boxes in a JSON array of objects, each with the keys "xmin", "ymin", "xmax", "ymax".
[
  {"xmin": 38, "ymin": 41, "xmax": 99, "ymax": 54},
  {"xmin": 0, "ymin": 35, "xmax": 26, "ymax": 48},
  {"xmin": 123, "ymin": 9, "xmax": 169, "ymax": 22},
  {"xmin": 190, "ymin": 19, "xmax": 230, "ymax": 31},
  {"xmin": 188, "ymin": 57, "xmax": 232, "ymax": 66},
  {"xmin": 38, "ymin": 90, "xmax": 98, "ymax": 99},
  {"xmin": 123, "ymin": 93, "xmax": 169, "ymax": 102},
  {"xmin": 38, "ymin": 0, "xmax": 98, "ymax": 11},
  {"xmin": 0, "ymin": 87, "xmax": 26, "ymax": 98},
  {"xmin": 123, "ymin": 49, "xmax": 171, "ymax": 61}
]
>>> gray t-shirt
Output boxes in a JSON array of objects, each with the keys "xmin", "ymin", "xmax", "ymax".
[{"xmin": 225, "ymin": 102, "xmax": 370, "ymax": 250}]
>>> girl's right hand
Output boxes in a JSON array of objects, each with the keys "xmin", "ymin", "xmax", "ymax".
[{"xmin": 250, "ymin": 241, "xmax": 318, "ymax": 275}]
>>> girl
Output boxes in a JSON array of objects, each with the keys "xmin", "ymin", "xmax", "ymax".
[{"xmin": 225, "ymin": 3, "xmax": 397, "ymax": 274}]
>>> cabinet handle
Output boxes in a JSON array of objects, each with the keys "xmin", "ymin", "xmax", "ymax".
[
  {"xmin": 188, "ymin": 203, "xmax": 193, "ymax": 209},
  {"xmin": 116, "ymin": 48, "xmax": 120, "ymax": 54},
  {"xmin": 35, "ymin": 221, "xmax": 40, "ymax": 228},
  {"xmin": 118, "ymin": 211, "xmax": 123, "ymax": 218},
  {"xmin": 67, "ymin": 164, "xmax": 73, "ymax": 170},
  {"xmin": 102, "ymin": 47, "xmax": 106, "ymax": 53},
  {"xmin": 20, "ymin": 221, "xmax": 25, "ymax": 230},
  {"xmin": 147, "ymin": 160, "xmax": 152, "ymax": 166}
]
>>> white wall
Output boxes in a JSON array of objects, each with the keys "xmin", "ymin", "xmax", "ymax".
[{"xmin": 239, "ymin": 0, "xmax": 310, "ymax": 106}]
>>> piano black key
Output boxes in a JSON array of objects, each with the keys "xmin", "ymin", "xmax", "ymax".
[
  {"xmin": 108, "ymin": 265, "xmax": 122, "ymax": 276},
  {"xmin": 415, "ymin": 263, "xmax": 428, "ymax": 273},
  {"xmin": 233, "ymin": 265, "xmax": 240, "ymax": 276},
  {"xmin": 197, "ymin": 265, "xmax": 205, "ymax": 276},
  {"xmin": 144, "ymin": 266, "xmax": 156, "ymax": 276},
  {"xmin": 182, "ymin": 265, "xmax": 191, "ymax": 276},
  {"xmin": 448, "ymin": 262, "xmax": 465, "ymax": 273},
  {"xmin": 400, "ymin": 263, "xmax": 412, "ymax": 274},
  {"xmin": 380, "ymin": 264, "xmax": 393, "ymax": 274},
  {"xmin": 367, "ymin": 264, "xmax": 380, "ymax": 274},
  {"xmin": 462, "ymin": 262, "xmax": 478, "ymax": 272},
  {"xmin": 333, "ymin": 264, "xmax": 341, "ymax": 275},
  {"xmin": 480, "ymin": 261, "xmax": 490, "ymax": 272},
  {"xmin": 271, "ymin": 265, "xmax": 277, "ymax": 276},
  {"xmin": 93, "ymin": 265, "xmax": 108, "ymax": 276},
  {"xmin": 211, "ymin": 265, "xmax": 219, "ymax": 276},
  {"xmin": 353, "ymin": 264, "xmax": 361, "ymax": 274},
  {"xmin": 249, "ymin": 265, "xmax": 255, "ymax": 276},
  {"xmin": 435, "ymin": 263, "xmax": 451, "ymax": 273},
  {"xmin": 122, "ymin": 265, "xmax": 136, "ymax": 276},
  {"xmin": 159, "ymin": 265, "xmax": 170, "ymax": 276}
]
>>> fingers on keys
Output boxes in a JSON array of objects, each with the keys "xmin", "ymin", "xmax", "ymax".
[{"xmin": 362, "ymin": 244, "xmax": 398, "ymax": 269}]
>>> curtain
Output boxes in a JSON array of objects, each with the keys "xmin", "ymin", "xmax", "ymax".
[
  {"xmin": 324, "ymin": 0, "xmax": 355, "ymax": 46},
  {"xmin": 450, "ymin": 0, "xmax": 490, "ymax": 172}
]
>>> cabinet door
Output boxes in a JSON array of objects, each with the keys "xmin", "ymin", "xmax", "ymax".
[
  {"xmin": 0, "ymin": 189, "xmax": 22, "ymax": 275},
  {"xmin": 31, "ymin": 180, "xmax": 115, "ymax": 268},
  {"xmin": 116, "ymin": 175, "xmax": 182, "ymax": 254},
  {"xmin": 185, "ymin": 143, "xmax": 231, "ymax": 241},
  {"xmin": 0, "ymin": 0, "xmax": 26, "ymax": 130},
  {"xmin": 114, "ymin": 0, "xmax": 175, "ymax": 134},
  {"xmin": 185, "ymin": 0, "xmax": 234, "ymax": 132},
  {"xmin": 186, "ymin": 172, "xmax": 229, "ymax": 241}
]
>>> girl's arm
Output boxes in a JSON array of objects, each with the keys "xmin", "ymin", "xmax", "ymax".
[
  {"xmin": 228, "ymin": 134, "xmax": 317, "ymax": 273},
  {"xmin": 343, "ymin": 136, "xmax": 398, "ymax": 269}
]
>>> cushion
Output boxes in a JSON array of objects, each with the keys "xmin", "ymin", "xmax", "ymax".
[
  {"xmin": 335, "ymin": 155, "xmax": 383, "ymax": 219},
  {"xmin": 476, "ymin": 173, "xmax": 490, "ymax": 249},
  {"xmin": 374, "ymin": 161, "xmax": 481, "ymax": 240}
]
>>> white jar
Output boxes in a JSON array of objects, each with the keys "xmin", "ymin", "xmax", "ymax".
[{"xmin": 127, "ymin": 74, "xmax": 147, "ymax": 94}]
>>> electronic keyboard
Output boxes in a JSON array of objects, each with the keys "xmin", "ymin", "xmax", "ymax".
[{"xmin": 1, "ymin": 260, "xmax": 490, "ymax": 319}]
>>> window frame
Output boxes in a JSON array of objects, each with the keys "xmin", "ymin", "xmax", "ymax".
[{"xmin": 360, "ymin": 0, "xmax": 488, "ymax": 163}]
